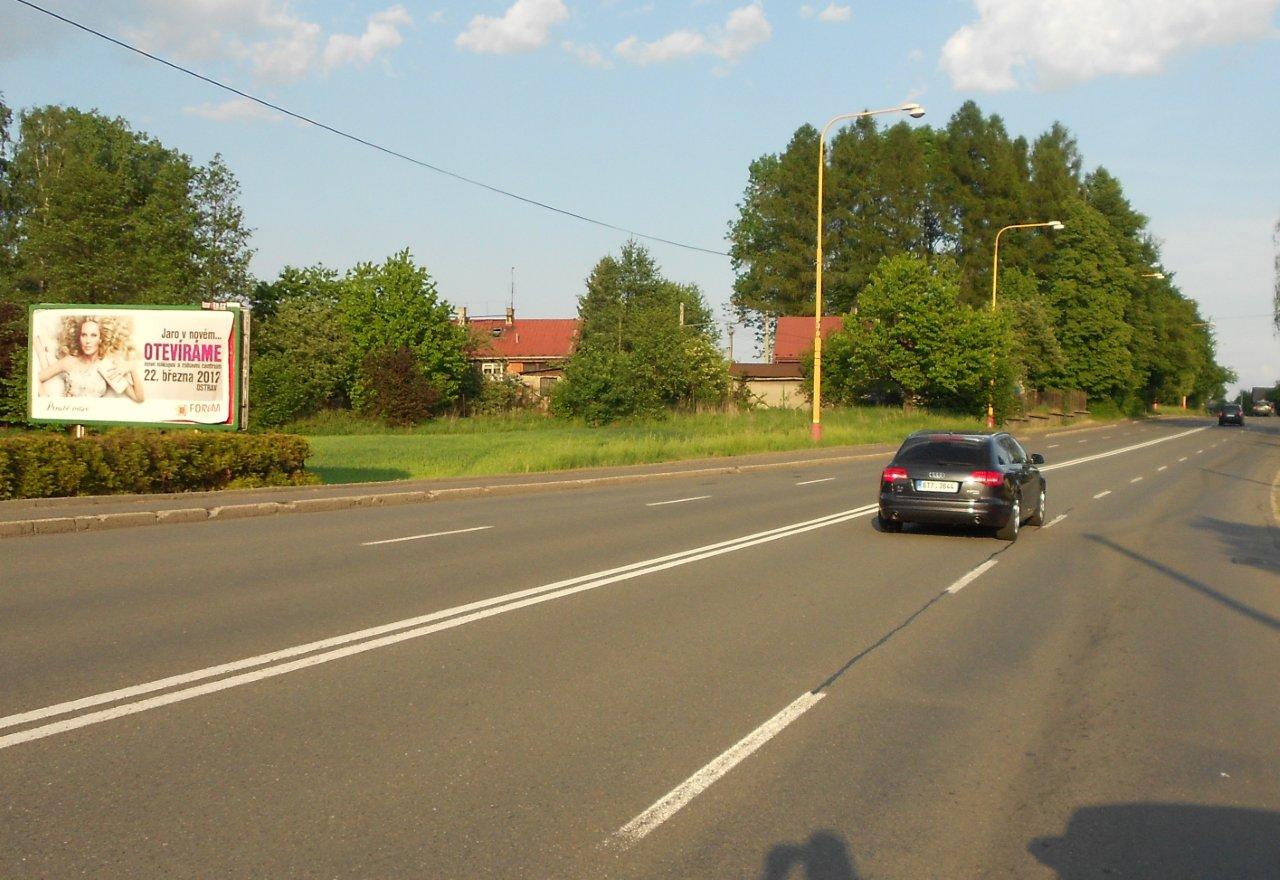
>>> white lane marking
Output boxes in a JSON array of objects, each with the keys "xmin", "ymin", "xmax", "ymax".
[
  {"xmin": 0, "ymin": 505, "xmax": 878, "ymax": 748},
  {"xmin": 1042, "ymin": 514, "xmax": 1068, "ymax": 529},
  {"xmin": 1196, "ymin": 449, "xmax": 1204, "ymax": 454},
  {"xmin": 1102, "ymin": 435, "xmax": 1113, "ymax": 440},
  {"xmin": 1179, "ymin": 457, "xmax": 1188, "ymax": 462},
  {"xmin": 1093, "ymin": 490, "xmax": 1112, "ymax": 499},
  {"xmin": 646, "ymin": 495, "xmax": 711, "ymax": 507},
  {"xmin": 608, "ymin": 692, "xmax": 825, "ymax": 849},
  {"xmin": 1077, "ymin": 439, "xmax": 1088, "ymax": 444},
  {"xmin": 945, "ymin": 559, "xmax": 999, "ymax": 595},
  {"xmin": 1047, "ymin": 444, "xmax": 1060, "ymax": 449},
  {"xmin": 796, "ymin": 477, "xmax": 836, "ymax": 486},
  {"xmin": 1130, "ymin": 477, "xmax": 1143, "ymax": 484},
  {"xmin": 362, "ymin": 526, "xmax": 493, "ymax": 546},
  {"xmin": 1158, "ymin": 466, "xmax": 1168, "ymax": 472},
  {"xmin": 1040, "ymin": 427, "xmax": 1206, "ymax": 473}
]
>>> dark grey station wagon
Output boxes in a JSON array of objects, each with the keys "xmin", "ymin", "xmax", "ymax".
[{"xmin": 877, "ymin": 431, "xmax": 1047, "ymax": 541}]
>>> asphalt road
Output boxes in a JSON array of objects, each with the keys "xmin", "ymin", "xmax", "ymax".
[{"xmin": 2, "ymin": 417, "xmax": 1278, "ymax": 879}]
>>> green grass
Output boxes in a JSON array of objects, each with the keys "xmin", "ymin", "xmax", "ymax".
[{"xmin": 299, "ymin": 408, "xmax": 993, "ymax": 484}]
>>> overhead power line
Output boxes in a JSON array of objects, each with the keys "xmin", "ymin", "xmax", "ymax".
[{"xmin": 12, "ymin": 0, "xmax": 731, "ymax": 258}]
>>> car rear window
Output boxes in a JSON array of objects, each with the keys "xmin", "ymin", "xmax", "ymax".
[{"xmin": 895, "ymin": 439, "xmax": 988, "ymax": 466}]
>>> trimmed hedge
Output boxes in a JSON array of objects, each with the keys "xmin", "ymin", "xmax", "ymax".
[{"xmin": 0, "ymin": 430, "xmax": 316, "ymax": 500}]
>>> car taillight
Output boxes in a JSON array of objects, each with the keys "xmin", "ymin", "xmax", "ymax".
[
  {"xmin": 968, "ymin": 470, "xmax": 1004, "ymax": 486},
  {"xmin": 881, "ymin": 466, "xmax": 909, "ymax": 482}
]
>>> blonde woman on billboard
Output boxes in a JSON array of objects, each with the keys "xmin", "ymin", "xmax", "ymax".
[{"xmin": 36, "ymin": 315, "xmax": 145, "ymax": 403}]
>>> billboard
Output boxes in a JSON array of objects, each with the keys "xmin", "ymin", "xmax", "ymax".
[{"xmin": 28, "ymin": 304, "xmax": 246, "ymax": 429}]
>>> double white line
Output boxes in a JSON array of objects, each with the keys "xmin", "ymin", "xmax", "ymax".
[{"xmin": 0, "ymin": 504, "xmax": 878, "ymax": 751}]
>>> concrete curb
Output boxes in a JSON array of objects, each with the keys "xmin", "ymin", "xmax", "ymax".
[{"xmin": 0, "ymin": 418, "xmax": 1130, "ymax": 540}]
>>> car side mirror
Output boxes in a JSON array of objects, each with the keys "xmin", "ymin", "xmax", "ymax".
[{"xmin": 1031, "ymin": 453, "xmax": 1045, "ymax": 465}]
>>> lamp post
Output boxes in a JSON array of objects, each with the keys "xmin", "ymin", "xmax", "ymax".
[
  {"xmin": 810, "ymin": 102, "xmax": 925, "ymax": 442},
  {"xmin": 987, "ymin": 220, "xmax": 1064, "ymax": 427}
]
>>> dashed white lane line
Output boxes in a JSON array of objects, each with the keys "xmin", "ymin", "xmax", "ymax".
[
  {"xmin": 1158, "ymin": 466, "xmax": 1168, "ymax": 472},
  {"xmin": 362, "ymin": 526, "xmax": 493, "ymax": 546},
  {"xmin": 796, "ymin": 477, "xmax": 836, "ymax": 486},
  {"xmin": 1077, "ymin": 439, "xmax": 1088, "ymax": 444},
  {"xmin": 1042, "ymin": 514, "xmax": 1068, "ymax": 529},
  {"xmin": 1178, "ymin": 457, "xmax": 1188, "ymax": 462},
  {"xmin": 1093, "ymin": 490, "xmax": 1112, "ymax": 499},
  {"xmin": 1196, "ymin": 449, "xmax": 1204, "ymax": 454},
  {"xmin": 1048, "ymin": 444, "xmax": 1060, "ymax": 449},
  {"xmin": 945, "ymin": 559, "xmax": 999, "ymax": 594},
  {"xmin": 646, "ymin": 495, "xmax": 712, "ymax": 507},
  {"xmin": 1130, "ymin": 477, "xmax": 1143, "ymax": 483},
  {"xmin": 2, "ymin": 505, "xmax": 879, "ymax": 749},
  {"xmin": 608, "ymin": 692, "xmax": 825, "ymax": 849}
]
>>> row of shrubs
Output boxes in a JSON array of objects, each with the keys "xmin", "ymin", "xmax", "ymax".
[{"xmin": 0, "ymin": 430, "xmax": 315, "ymax": 500}]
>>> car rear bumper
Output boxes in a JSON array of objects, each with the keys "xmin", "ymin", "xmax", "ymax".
[
  {"xmin": 879, "ymin": 493, "xmax": 1013, "ymax": 527},
  {"xmin": 1219, "ymin": 417, "xmax": 1243, "ymax": 424}
]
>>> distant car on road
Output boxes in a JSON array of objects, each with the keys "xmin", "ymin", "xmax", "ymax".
[
  {"xmin": 878, "ymin": 431, "xmax": 1046, "ymax": 542},
  {"xmin": 1219, "ymin": 404, "xmax": 1245, "ymax": 426},
  {"xmin": 1250, "ymin": 401, "xmax": 1273, "ymax": 417}
]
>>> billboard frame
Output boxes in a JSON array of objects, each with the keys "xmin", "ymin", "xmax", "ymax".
[{"xmin": 27, "ymin": 302, "xmax": 247, "ymax": 431}]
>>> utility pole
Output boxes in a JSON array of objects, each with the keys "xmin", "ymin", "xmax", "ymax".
[{"xmin": 679, "ymin": 302, "xmax": 685, "ymax": 327}]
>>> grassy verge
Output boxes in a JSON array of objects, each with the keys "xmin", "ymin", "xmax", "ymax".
[{"xmin": 298, "ymin": 408, "xmax": 992, "ymax": 484}]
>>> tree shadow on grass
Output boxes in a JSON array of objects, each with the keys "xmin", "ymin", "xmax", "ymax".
[
  {"xmin": 1031, "ymin": 803, "xmax": 1280, "ymax": 878},
  {"xmin": 309, "ymin": 466, "xmax": 412, "ymax": 484}
]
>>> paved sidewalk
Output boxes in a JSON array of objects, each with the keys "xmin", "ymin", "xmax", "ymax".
[{"xmin": 0, "ymin": 418, "xmax": 1112, "ymax": 538}]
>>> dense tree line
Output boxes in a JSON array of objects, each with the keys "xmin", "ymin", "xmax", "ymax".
[{"xmin": 731, "ymin": 101, "xmax": 1233, "ymax": 409}]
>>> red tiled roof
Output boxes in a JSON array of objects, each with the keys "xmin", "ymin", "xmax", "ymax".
[
  {"xmin": 773, "ymin": 316, "xmax": 843, "ymax": 362},
  {"xmin": 467, "ymin": 319, "xmax": 580, "ymax": 359}
]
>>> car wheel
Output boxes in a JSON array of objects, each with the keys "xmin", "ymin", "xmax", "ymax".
[
  {"xmin": 878, "ymin": 514, "xmax": 903, "ymax": 533},
  {"xmin": 996, "ymin": 494, "xmax": 1021, "ymax": 542},
  {"xmin": 1027, "ymin": 484, "xmax": 1046, "ymax": 527}
]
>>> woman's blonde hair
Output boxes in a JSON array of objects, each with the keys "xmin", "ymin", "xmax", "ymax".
[{"xmin": 57, "ymin": 314, "xmax": 136, "ymax": 358}]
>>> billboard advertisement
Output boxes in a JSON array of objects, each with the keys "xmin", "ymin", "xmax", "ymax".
[{"xmin": 28, "ymin": 304, "xmax": 245, "ymax": 429}]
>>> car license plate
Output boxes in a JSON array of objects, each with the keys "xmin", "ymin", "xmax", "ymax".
[{"xmin": 915, "ymin": 480, "xmax": 959, "ymax": 493}]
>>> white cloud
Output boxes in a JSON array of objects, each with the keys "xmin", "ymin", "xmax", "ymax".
[
  {"xmin": 183, "ymin": 96, "xmax": 284, "ymax": 123},
  {"xmin": 455, "ymin": 0, "xmax": 569, "ymax": 54},
  {"xmin": 323, "ymin": 6, "xmax": 412, "ymax": 70},
  {"xmin": 108, "ymin": 1, "xmax": 413, "ymax": 84},
  {"xmin": 615, "ymin": 3, "xmax": 771, "ymax": 65},
  {"xmin": 562, "ymin": 41, "xmax": 611, "ymax": 68},
  {"xmin": 801, "ymin": 3, "xmax": 852, "ymax": 22},
  {"xmin": 941, "ymin": 0, "xmax": 1280, "ymax": 91}
]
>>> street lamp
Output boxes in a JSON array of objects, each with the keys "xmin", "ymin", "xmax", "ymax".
[
  {"xmin": 987, "ymin": 220, "xmax": 1064, "ymax": 427},
  {"xmin": 811, "ymin": 102, "xmax": 925, "ymax": 442}
]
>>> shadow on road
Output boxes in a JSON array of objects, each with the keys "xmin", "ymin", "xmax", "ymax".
[
  {"xmin": 1030, "ymin": 803, "xmax": 1280, "ymax": 878},
  {"xmin": 761, "ymin": 830, "xmax": 860, "ymax": 880},
  {"xmin": 1190, "ymin": 515, "xmax": 1280, "ymax": 577},
  {"xmin": 1085, "ymin": 535, "xmax": 1280, "ymax": 632}
]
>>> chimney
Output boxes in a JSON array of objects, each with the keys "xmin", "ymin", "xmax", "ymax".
[
  {"xmin": 505, "ymin": 306, "xmax": 514, "ymax": 326},
  {"xmin": 457, "ymin": 306, "xmax": 469, "ymax": 324}
]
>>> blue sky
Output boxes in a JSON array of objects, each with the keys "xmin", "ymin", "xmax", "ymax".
[{"xmin": 2, "ymin": 0, "xmax": 1278, "ymax": 391}]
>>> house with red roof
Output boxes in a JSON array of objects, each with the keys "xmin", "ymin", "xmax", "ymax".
[
  {"xmin": 730, "ymin": 315, "xmax": 843, "ymax": 408},
  {"xmin": 461, "ymin": 307, "xmax": 580, "ymax": 397}
]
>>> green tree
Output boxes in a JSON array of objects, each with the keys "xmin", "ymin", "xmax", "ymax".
[
  {"xmin": 820, "ymin": 254, "xmax": 1004, "ymax": 414},
  {"xmin": 337, "ymin": 249, "xmax": 470, "ymax": 415},
  {"xmin": 1047, "ymin": 199, "xmax": 1135, "ymax": 398},
  {"xmin": 996, "ymin": 267, "xmax": 1065, "ymax": 390},
  {"xmin": 193, "ymin": 153, "xmax": 254, "ymax": 304},
  {"xmin": 557, "ymin": 241, "xmax": 727, "ymax": 423},
  {"xmin": 9, "ymin": 107, "xmax": 201, "ymax": 304},
  {"xmin": 249, "ymin": 290, "xmax": 351, "ymax": 427},
  {"xmin": 728, "ymin": 125, "xmax": 819, "ymax": 323}
]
